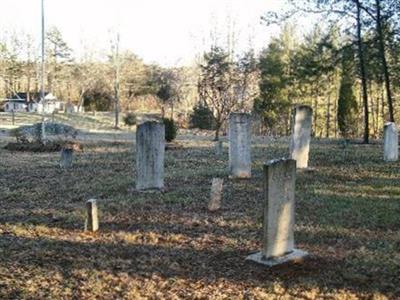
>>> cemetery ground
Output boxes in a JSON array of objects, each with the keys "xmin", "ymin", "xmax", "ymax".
[{"xmin": 0, "ymin": 133, "xmax": 399, "ymax": 299}]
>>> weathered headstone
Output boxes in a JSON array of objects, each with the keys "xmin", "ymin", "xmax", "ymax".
[
  {"xmin": 229, "ymin": 113, "xmax": 251, "ymax": 178},
  {"xmin": 85, "ymin": 199, "xmax": 99, "ymax": 232},
  {"xmin": 41, "ymin": 117, "xmax": 47, "ymax": 142},
  {"xmin": 384, "ymin": 122, "xmax": 398, "ymax": 162},
  {"xmin": 289, "ymin": 105, "xmax": 313, "ymax": 169},
  {"xmin": 60, "ymin": 148, "xmax": 73, "ymax": 168},
  {"xmin": 215, "ymin": 141, "xmax": 223, "ymax": 156},
  {"xmin": 136, "ymin": 121, "xmax": 165, "ymax": 190},
  {"xmin": 246, "ymin": 159, "xmax": 308, "ymax": 267},
  {"xmin": 208, "ymin": 178, "xmax": 224, "ymax": 211}
]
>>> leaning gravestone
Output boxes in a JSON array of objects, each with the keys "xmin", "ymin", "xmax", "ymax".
[
  {"xmin": 289, "ymin": 105, "xmax": 313, "ymax": 169},
  {"xmin": 229, "ymin": 113, "xmax": 251, "ymax": 178},
  {"xmin": 60, "ymin": 148, "xmax": 73, "ymax": 168},
  {"xmin": 208, "ymin": 178, "xmax": 224, "ymax": 212},
  {"xmin": 384, "ymin": 122, "xmax": 398, "ymax": 162},
  {"xmin": 85, "ymin": 199, "xmax": 99, "ymax": 232},
  {"xmin": 246, "ymin": 159, "xmax": 308, "ymax": 267},
  {"xmin": 136, "ymin": 121, "xmax": 165, "ymax": 190}
]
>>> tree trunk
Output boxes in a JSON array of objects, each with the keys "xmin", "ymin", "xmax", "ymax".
[
  {"xmin": 313, "ymin": 84, "xmax": 318, "ymax": 137},
  {"xmin": 214, "ymin": 123, "xmax": 221, "ymax": 141},
  {"xmin": 78, "ymin": 89, "xmax": 85, "ymax": 111},
  {"xmin": 334, "ymin": 72, "xmax": 339, "ymax": 138},
  {"xmin": 27, "ymin": 73, "xmax": 31, "ymax": 111},
  {"xmin": 375, "ymin": 0, "xmax": 395, "ymax": 122},
  {"xmin": 114, "ymin": 76, "xmax": 120, "ymax": 128},
  {"xmin": 369, "ymin": 81, "xmax": 376, "ymax": 137},
  {"xmin": 161, "ymin": 104, "xmax": 165, "ymax": 119},
  {"xmin": 355, "ymin": 0, "xmax": 370, "ymax": 143},
  {"xmin": 326, "ymin": 90, "xmax": 331, "ymax": 138},
  {"xmin": 381, "ymin": 84, "xmax": 385, "ymax": 123}
]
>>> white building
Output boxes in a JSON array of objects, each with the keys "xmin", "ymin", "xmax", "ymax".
[
  {"xmin": 2, "ymin": 92, "xmax": 65, "ymax": 114},
  {"xmin": 3, "ymin": 99, "xmax": 27, "ymax": 112}
]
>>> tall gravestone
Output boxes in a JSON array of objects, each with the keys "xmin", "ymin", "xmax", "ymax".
[
  {"xmin": 384, "ymin": 122, "xmax": 398, "ymax": 162},
  {"xmin": 229, "ymin": 113, "xmax": 251, "ymax": 178},
  {"xmin": 136, "ymin": 121, "xmax": 165, "ymax": 190},
  {"xmin": 289, "ymin": 105, "xmax": 313, "ymax": 169},
  {"xmin": 246, "ymin": 159, "xmax": 308, "ymax": 267}
]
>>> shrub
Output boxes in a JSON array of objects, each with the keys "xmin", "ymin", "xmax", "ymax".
[
  {"xmin": 163, "ymin": 118, "xmax": 177, "ymax": 142},
  {"xmin": 124, "ymin": 113, "xmax": 137, "ymax": 127},
  {"xmin": 189, "ymin": 102, "xmax": 215, "ymax": 130}
]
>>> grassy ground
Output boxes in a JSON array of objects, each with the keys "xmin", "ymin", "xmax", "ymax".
[
  {"xmin": 0, "ymin": 134, "xmax": 399, "ymax": 299},
  {"xmin": 0, "ymin": 111, "xmax": 164, "ymax": 132},
  {"xmin": 0, "ymin": 112, "xmax": 125, "ymax": 131}
]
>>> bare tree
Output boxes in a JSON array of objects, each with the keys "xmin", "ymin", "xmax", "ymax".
[
  {"xmin": 110, "ymin": 33, "xmax": 121, "ymax": 129},
  {"xmin": 198, "ymin": 47, "xmax": 239, "ymax": 140}
]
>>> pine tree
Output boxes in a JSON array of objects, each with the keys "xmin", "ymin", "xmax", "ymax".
[
  {"xmin": 338, "ymin": 46, "xmax": 358, "ymax": 138},
  {"xmin": 254, "ymin": 25, "xmax": 296, "ymax": 135}
]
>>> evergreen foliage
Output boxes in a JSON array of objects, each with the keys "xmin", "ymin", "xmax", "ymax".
[
  {"xmin": 337, "ymin": 47, "xmax": 358, "ymax": 138},
  {"xmin": 189, "ymin": 102, "xmax": 215, "ymax": 130},
  {"xmin": 163, "ymin": 118, "xmax": 177, "ymax": 142},
  {"xmin": 123, "ymin": 113, "xmax": 137, "ymax": 127}
]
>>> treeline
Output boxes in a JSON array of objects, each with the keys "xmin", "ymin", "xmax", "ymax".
[
  {"xmin": 1, "ymin": 0, "xmax": 399, "ymax": 142},
  {"xmin": 0, "ymin": 27, "xmax": 198, "ymax": 116},
  {"xmin": 257, "ymin": 0, "xmax": 400, "ymax": 141}
]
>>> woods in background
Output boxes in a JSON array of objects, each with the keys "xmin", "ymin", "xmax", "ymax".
[{"xmin": 259, "ymin": 0, "xmax": 400, "ymax": 141}]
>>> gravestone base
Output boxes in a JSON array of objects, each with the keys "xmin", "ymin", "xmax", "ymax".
[
  {"xmin": 128, "ymin": 186, "xmax": 166, "ymax": 194},
  {"xmin": 246, "ymin": 249, "xmax": 308, "ymax": 267},
  {"xmin": 228, "ymin": 173, "xmax": 251, "ymax": 179},
  {"xmin": 297, "ymin": 166, "xmax": 317, "ymax": 173}
]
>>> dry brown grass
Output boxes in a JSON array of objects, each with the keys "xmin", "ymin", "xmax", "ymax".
[{"xmin": 0, "ymin": 135, "xmax": 399, "ymax": 299}]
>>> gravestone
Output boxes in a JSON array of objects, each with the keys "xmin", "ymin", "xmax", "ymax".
[
  {"xmin": 85, "ymin": 199, "xmax": 99, "ymax": 232},
  {"xmin": 229, "ymin": 113, "xmax": 251, "ymax": 178},
  {"xmin": 289, "ymin": 105, "xmax": 313, "ymax": 169},
  {"xmin": 384, "ymin": 122, "xmax": 398, "ymax": 162},
  {"xmin": 215, "ymin": 141, "xmax": 223, "ymax": 156},
  {"xmin": 246, "ymin": 159, "xmax": 308, "ymax": 267},
  {"xmin": 41, "ymin": 117, "xmax": 47, "ymax": 141},
  {"xmin": 136, "ymin": 121, "xmax": 165, "ymax": 190},
  {"xmin": 208, "ymin": 178, "xmax": 224, "ymax": 212},
  {"xmin": 60, "ymin": 148, "xmax": 73, "ymax": 168}
]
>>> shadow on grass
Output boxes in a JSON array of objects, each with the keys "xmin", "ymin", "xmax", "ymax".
[{"xmin": 0, "ymin": 233, "xmax": 398, "ymax": 298}]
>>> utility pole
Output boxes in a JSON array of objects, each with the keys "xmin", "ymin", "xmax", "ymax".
[
  {"xmin": 40, "ymin": 0, "xmax": 46, "ymax": 141},
  {"xmin": 113, "ymin": 33, "xmax": 120, "ymax": 129}
]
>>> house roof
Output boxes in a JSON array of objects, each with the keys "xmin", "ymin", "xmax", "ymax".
[
  {"xmin": 4, "ymin": 92, "xmax": 58, "ymax": 103},
  {"xmin": 3, "ymin": 99, "xmax": 26, "ymax": 103}
]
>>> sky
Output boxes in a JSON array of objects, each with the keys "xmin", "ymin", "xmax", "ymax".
[{"xmin": 0, "ymin": 0, "xmax": 305, "ymax": 66}]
